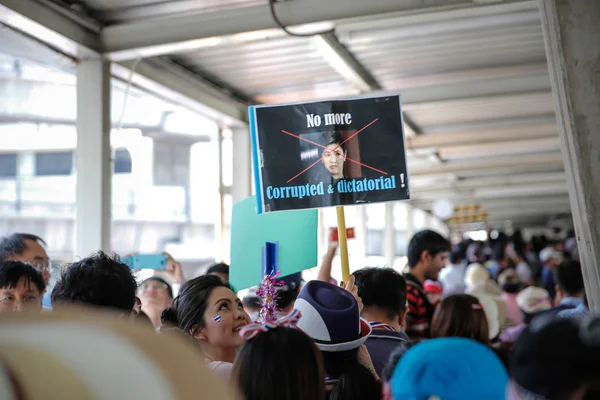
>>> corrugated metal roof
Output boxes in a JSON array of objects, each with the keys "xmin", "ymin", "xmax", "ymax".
[
  {"xmin": 171, "ymin": 36, "xmax": 358, "ymax": 102},
  {"xmin": 63, "ymin": 0, "xmax": 265, "ymax": 23}
]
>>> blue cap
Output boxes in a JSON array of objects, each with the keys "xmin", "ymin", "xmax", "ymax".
[{"xmin": 391, "ymin": 338, "xmax": 508, "ymax": 400}]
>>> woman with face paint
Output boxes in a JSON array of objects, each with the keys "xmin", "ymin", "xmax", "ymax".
[{"xmin": 160, "ymin": 275, "xmax": 250, "ymax": 380}]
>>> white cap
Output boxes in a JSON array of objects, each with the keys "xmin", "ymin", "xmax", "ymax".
[{"xmin": 540, "ymin": 247, "xmax": 562, "ymax": 263}]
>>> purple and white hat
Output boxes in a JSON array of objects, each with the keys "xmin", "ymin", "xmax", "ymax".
[{"xmin": 293, "ymin": 280, "xmax": 371, "ymax": 352}]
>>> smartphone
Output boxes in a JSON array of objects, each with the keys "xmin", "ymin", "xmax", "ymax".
[
  {"xmin": 329, "ymin": 227, "xmax": 356, "ymax": 242},
  {"xmin": 121, "ymin": 254, "xmax": 167, "ymax": 270}
]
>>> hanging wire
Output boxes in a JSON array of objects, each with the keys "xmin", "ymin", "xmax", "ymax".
[{"xmin": 268, "ymin": 0, "xmax": 335, "ymax": 37}]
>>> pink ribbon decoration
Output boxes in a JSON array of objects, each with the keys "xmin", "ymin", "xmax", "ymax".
[{"xmin": 240, "ymin": 309, "xmax": 302, "ymax": 340}]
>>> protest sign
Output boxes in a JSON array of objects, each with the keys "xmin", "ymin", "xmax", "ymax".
[
  {"xmin": 249, "ymin": 95, "xmax": 410, "ymax": 213},
  {"xmin": 229, "ymin": 196, "xmax": 318, "ymax": 291}
]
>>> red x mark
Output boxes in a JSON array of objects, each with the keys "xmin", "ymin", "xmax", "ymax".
[{"xmin": 283, "ymin": 118, "xmax": 386, "ymax": 183}]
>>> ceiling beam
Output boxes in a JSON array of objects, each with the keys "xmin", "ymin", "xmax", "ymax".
[
  {"xmin": 101, "ymin": 0, "xmax": 472, "ymax": 61},
  {"xmin": 406, "ymin": 120, "xmax": 558, "ymax": 149},
  {"xmin": 410, "ymin": 152, "xmax": 565, "ymax": 176},
  {"xmin": 438, "ymin": 137, "xmax": 561, "ymax": 160},
  {"xmin": 314, "ymin": 32, "xmax": 381, "ymax": 92}
]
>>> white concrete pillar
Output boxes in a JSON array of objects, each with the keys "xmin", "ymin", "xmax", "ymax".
[
  {"xmin": 383, "ymin": 202, "xmax": 396, "ymax": 268},
  {"xmin": 231, "ymin": 126, "xmax": 251, "ymax": 204},
  {"xmin": 539, "ymin": 0, "xmax": 600, "ymax": 309},
  {"xmin": 76, "ymin": 60, "xmax": 112, "ymax": 257}
]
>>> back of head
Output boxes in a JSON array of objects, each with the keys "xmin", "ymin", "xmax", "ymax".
[
  {"xmin": 206, "ymin": 262, "xmax": 229, "ymax": 276},
  {"xmin": 381, "ymin": 339, "xmax": 422, "ymax": 382},
  {"xmin": 0, "ymin": 260, "xmax": 46, "ymax": 294},
  {"xmin": 391, "ymin": 337, "xmax": 508, "ymax": 400},
  {"xmin": 352, "ymin": 267, "xmax": 406, "ymax": 320},
  {"xmin": 431, "ymin": 294, "xmax": 490, "ymax": 345},
  {"xmin": 161, "ymin": 274, "xmax": 232, "ymax": 334},
  {"xmin": 555, "ymin": 260, "xmax": 585, "ymax": 297},
  {"xmin": 51, "ymin": 251, "xmax": 136, "ymax": 313},
  {"xmin": 276, "ymin": 272, "xmax": 302, "ymax": 311},
  {"xmin": 498, "ymin": 269, "xmax": 521, "ymax": 294},
  {"xmin": 407, "ymin": 230, "xmax": 450, "ymax": 268},
  {"xmin": 0, "ymin": 233, "xmax": 46, "ymax": 261},
  {"xmin": 322, "ymin": 349, "xmax": 381, "ymax": 400},
  {"xmin": 234, "ymin": 327, "xmax": 324, "ymax": 400},
  {"xmin": 510, "ymin": 315, "xmax": 600, "ymax": 399},
  {"xmin": 492, "ymin": 243, "xmax": 506, "ymax": 262}
]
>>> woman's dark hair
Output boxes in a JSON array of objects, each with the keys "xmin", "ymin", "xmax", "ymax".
[
  {"xmin": 381, "ymin": 339, "xmax": 422, "ymax": 382},
  {"xmin": 322, "ymin": 349, "xmax": 381, "ymax": 400},
  {"xmin": 161, "ymin": 275, "xmax": 232, "ymax": 335},
  {"xmin": 0, "ymin": 260, "xmax": 46, "ymax": 294},
  {"xmin": 234, "ymin": 327, "xmax": 325, "ymax": 400},
  {"xmin": 431, "ymin": 294, "xmax": 490, "ymax": 345}
]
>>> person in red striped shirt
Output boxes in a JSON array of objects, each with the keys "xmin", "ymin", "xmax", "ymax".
[{"xmin": 403, "ymin": 230, "xmax": 451, "ymax": 339}]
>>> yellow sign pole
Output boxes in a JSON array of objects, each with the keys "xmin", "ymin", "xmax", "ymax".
[{"xmin": 336, "ymin": 206, "xmax": 350, "ymax": 283}]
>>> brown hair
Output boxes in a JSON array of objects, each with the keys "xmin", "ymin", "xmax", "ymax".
[{"xmin": 431, "ymin": 294, "xmax": 490, "ymax": 345}]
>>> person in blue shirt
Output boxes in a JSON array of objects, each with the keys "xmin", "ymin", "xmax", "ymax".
[
  {"xmin": 539, "ymin": 247, "xmax": 562, "ymax": 300},
  {"xmin": 552, "ymin": 260, "xmax": 588, "ymax": 318}
]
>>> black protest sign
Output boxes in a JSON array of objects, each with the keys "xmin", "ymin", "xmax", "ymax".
[{"xmin": 249, "ymin": 95, "xmax": 410, "ymax": 213}]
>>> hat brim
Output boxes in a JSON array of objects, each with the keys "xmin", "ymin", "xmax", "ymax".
[{"xmin": 314, "ymin": 318, "xmax": 372, "ymax": 352}]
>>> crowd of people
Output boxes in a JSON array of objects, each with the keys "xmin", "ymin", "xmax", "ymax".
[{"xmin": 0, "ymin": 229, "xmax": 598, "ymax": 399}]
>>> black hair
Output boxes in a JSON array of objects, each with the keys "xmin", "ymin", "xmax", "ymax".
[
  {"xmin": 492, "ymin": 243, "xmax": 506, "ymax": 262},
  {"xmin": 161, "ymin": 274, "xmax": 232, "ymax": 335},
  {"xmin": 407, "ymin": 230, "xmax": 451, "ymax": 268},
  {"xmin": 322, "ymin": 349, "xmax": 381, "ymax": 400},
  {"xmin": 0, "ymin": 233, "xmax": 47, "ymax": 261},
  {"xmin": 324, "ymin": 132, "xmax": 347, "ymax": 153},
  {"xmin": 234, "ymin": 327, "xmax": 325, "ymax": 400},
  {"xmin": 277, "ymin": 288, "xmax": 300, "ymax": 310},
  {"xmin": 352, "ymin": 267, "xmax": 407, "ymax": 320},
  {"xmin": 449, "ymin": 250, "xmax": 463, "ymax": 265},
  {"xmin": 555, "ymin": 260, "xmax": 585, "ymax": 297},
  {"xmin": 381, "ymin": 339, "xmax": 422, "ymax": 382},
  {"xmin": 206, "ymin": 262, "xmax": 229, "ymax": 276},
  {"xmin": 51, "ymin": 251, "xmax": 137, "ymax": 312},
  {"xmin": 141, "ymin": 276, "xmax": 174, "ymax": 298},
  {"xmin": 242, "ymin": 295, "xmax": 261, "ymax": 311},
  {"xmin": 0, "ymin": 260, "xmax": 46, "ymax": 293}
]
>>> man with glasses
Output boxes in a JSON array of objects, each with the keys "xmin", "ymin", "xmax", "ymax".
[
  {"xmin": 137, "ymin": 277, "xmax": 174, "ymax": 329},
  {"xmin": 0, "ymin": 233, "xmax": 52, "ymax": 308},
  {"xmin": 0, "ymin": 260, "xmax": 46, "ymax": 313},
  {"xmin": 0, "ymin": 233, "xmax": 51, "ymax": 284}
]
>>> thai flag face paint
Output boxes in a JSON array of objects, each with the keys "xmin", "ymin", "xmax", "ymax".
[{"xmin": 213, "ymin": 315, "xmax": 222, "ymax": 322}]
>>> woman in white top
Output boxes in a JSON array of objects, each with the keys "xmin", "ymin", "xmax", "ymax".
[{"xmin": 160, "ymin": 275, "xmax": 250, "ymax": 380}]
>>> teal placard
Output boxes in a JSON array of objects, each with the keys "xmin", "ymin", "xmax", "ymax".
[{"xmin": 230, "ymin": 196, "xmax": 318, "ymax": 291}]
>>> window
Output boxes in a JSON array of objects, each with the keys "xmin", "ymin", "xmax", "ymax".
[
  {"xmin": 114, "ymin": 148, "xmax": 132, "ymax": 174},
  {"xmin": 395, "ymin": 231, "xmax": 408, "ymax": 257},
  {"xmin": 366, "ymin": 229, "xmax": 383, "ymax": 256},
  {"xmin": 0, "ymin": 153, "xmax": 17, "ymax": 178},
  {"xmin": 35, "ymin": 151, "xmax": 73, "ymax": 176}
]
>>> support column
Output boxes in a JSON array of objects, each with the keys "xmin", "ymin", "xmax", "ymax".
[
  {"xmin": 539, "ymin": 0, "xmax": 600, "ymax": 309},
  {"xmin": 383, "ymin": 202, "xmax": 396, "ymax": 268},
  {"xmin": 231, "ymin": 126, "xmax": 251, "ymax": 204},
  {"xmin": 76, "ymin": 60, "xmax": 111, "ymax": 257}
]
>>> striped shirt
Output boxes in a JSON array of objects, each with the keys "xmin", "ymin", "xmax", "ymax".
[{"xmin": 404, "ymin": 273, "xmax": 435, "ymax": 339}]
